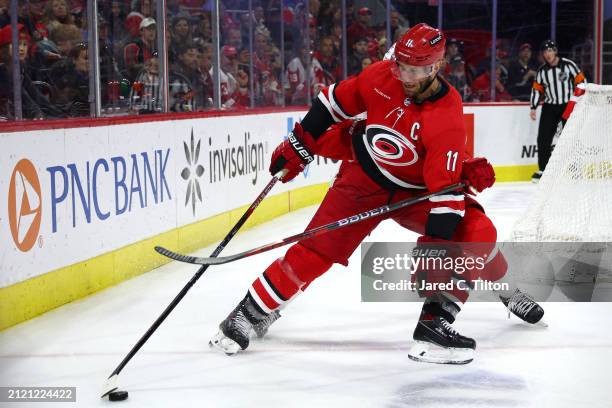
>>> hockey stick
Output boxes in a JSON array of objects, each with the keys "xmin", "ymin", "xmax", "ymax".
[
  {"xmin": 155, "ymin": 183, "xmax": 465, "ymax": 267},
  {"xmin": 101, "ymin": 170, "xmax": 287, "ymax": 399}
]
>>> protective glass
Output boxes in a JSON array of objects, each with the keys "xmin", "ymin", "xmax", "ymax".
[{"xmin": 391, "ymin": 61, "xmax": 435, "ymax": 82}]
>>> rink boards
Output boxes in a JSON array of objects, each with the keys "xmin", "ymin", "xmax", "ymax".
[{"xmin": 0, "ymin": 104, "xmax": 539, "ymax": 330}]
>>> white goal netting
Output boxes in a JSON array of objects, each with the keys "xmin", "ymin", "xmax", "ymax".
[{"xmin": 512, "ymin": 84, "xmax": 612, "ymax": 242}]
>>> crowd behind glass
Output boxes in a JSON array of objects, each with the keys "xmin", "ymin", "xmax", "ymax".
[{"xmin": 0, "ymin": 0, "xmax": 597, "ymax": 121}]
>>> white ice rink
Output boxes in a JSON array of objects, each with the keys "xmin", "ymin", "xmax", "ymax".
[{"xmin": 1, "ymin": 182, "xmax": 611, "ymax": 407}]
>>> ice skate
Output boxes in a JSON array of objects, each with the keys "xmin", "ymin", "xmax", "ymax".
[
  {"xmin": 500, "ymin": 288, "xmax": 545, "ymax": 325},
  {"xmin": 408, "ymin": 317, "xmax": 476, "ymax": 365},
  {"xmin": 209, "ymin": 294, "xmax": 268, "ymax": 355},
  {"xmin": 253, "ymin": 310, "xmax": 281, "ymax": 339}
]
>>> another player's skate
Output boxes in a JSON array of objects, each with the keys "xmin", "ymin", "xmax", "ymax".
[
  {"xmin": 408, "ymin": 317, "xmax": 476, "ymax": 365},
  {"xmin": 209, "ymin": 294, "xmax": 268, "ymax": 355},
  {"xmin": 500, "ymin": 288, "xmax": 545, "ymax": 325}
]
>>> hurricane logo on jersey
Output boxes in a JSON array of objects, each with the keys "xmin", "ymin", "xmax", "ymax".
[{"xmin": 364, "ymin": 125, "xmax": 418, "ymax": 167}]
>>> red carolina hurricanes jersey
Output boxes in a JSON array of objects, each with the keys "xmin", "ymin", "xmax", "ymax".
[
  {"xmin": 301, "ymin": 60, "xmax": 468, "ymax": 238},
  {"xmin": 318, "ymin": 60, "xmax": 466, "ymax": 192}
]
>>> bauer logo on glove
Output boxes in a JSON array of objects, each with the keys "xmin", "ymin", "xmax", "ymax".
[{"xmin": 269, "ymin": 122, "xmax": 317, "ymax": 182}]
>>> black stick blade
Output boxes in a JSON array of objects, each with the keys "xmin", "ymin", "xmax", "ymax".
[{"xmin": 154, "ymin": 246, "xmax": 230, "ymax": 265}]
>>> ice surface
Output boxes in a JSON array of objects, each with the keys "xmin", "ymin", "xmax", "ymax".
[{"xmin": 1, "ymin": 183, "xmax": 611, "ymax": 407}]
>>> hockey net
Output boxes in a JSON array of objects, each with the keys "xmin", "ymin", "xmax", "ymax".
[{"xmin": 512, "ymin": 84, "xmax": 612, "ymax": 242}]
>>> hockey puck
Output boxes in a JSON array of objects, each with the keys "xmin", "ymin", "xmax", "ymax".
[{"xmin": 108, "ymin": 390, "xmax": 129, "ymax": 401}]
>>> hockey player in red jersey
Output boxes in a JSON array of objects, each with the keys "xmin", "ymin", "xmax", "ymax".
[{"xmin": 211, "ymin": 23, "xmax": 544, "ymax": 364}]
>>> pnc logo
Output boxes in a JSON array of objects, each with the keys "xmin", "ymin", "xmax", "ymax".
[{"xmin": 8, "ymin": 159, "xmax": 42, "ymax": 252}]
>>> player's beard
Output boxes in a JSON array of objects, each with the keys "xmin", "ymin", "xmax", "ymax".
[{"xmin": 402, "ymin": 75, "xmax": 436, "ymax": 99}]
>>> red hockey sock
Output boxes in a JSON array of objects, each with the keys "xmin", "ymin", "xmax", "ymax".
[{"xmin": 248, "ymin": 244, "xmax": 333, "ymax": 313}]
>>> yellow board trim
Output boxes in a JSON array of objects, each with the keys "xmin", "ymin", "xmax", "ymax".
[
  {"xmin": 0, "ymin": 165, "xmax": 535, "ymax": 331},
  {"xmin": 0, "ymin": 184, "xmax": 328, "ymax": 331},
  {"xmin": 493, "ymin": 164, "xmax": 539, "ymax": 182}
]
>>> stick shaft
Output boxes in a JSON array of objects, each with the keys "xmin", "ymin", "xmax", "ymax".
[
  {"xmin": 159, "ymin": 183, "xmax": 465, "ymax": 266},
  {"xmin": 107, "ymin": 173, "xmax": 282, "ymax": 378},
  {"xmin": 223, "ymin": 183, "xmax": 465, "ymax": 262}
]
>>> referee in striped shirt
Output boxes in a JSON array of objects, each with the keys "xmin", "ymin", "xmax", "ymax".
[{"xmin": 530, "ymin": 40, "xmax": 586, "ymax": 182}]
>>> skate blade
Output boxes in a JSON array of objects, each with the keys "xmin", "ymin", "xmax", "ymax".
[
  {"xmin": 408, "ymin": 341, "xmax": 474, "ymax": 365},
  {"xmin": 209, "ymin": 330, "xmax": 242, "ymax": 356},
  {"xmin": 507, "ymin": 313, "xmax": 548, "ymax": 328}
]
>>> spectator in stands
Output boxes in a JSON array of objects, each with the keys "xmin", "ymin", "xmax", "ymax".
[
  {"xmin": 193, "ymin": 13, "xmax": 212, "ymax": 43},
  {"xmin": 49, "ymin": 42, "xmax": 90, "ymax": 116},
  {"xmin": 308, "ymin": 15, "xmax": 318, "ymax": 45},
  {"xmin": 196, "ymin": 41, "xmax": 214, "ymax": 107},
  {"xmin": 475, "ymin": 39, "xmax": 508, "ymax": 78},
  {"xmin": 123, "ymin": 17, "xmax": 157, "ymax": 82},
  {"xmin": 442, "ymin": 38, "xmax": 461, "ymax": 78},
  {"xmin": 393, "ymin": 26, "xmax": 408, "ymax": 43},
  {"xmin": 373, "ymin": 37, "xmax": 387, "ymax": 62},
  {"xmin": 257, "ymin": 68, "xmax": 283, "ymax": 106},
  {"xmin": 269, "ymin": 45, "xmax": 282, "ymax": 78},
  {"xmin": 169, "ymin": 42, "xmax": 212, "ymax": 111},
  {"xmin": 309, "ymin": 0, "xmax": 320, "ymax": 25},
  {"xmin": 169, "ymin": 15, "xmax": 193, "ymax": 63},
  {"xmin": 29, "ymin": 0, "xmax": 47, "ymax": 33},
  {"xmin": 253, "ymin": 5, "xmax": 265, "ymax": 26},
  {"xmin": 471, "ymin": 60, "xmax": 512, "ymax": 102},
  {"xmin": 311, "ymin": 35, "xmax": 340, "ymax": 95},
  {"xmin": 287, "ymin": 3, "xmax": 308, "ymax": 51},
  {"xmin": 98, "ymin": 16, "xmax": 121, "ymax": 104},
  {"xmin": 48, "ymin": 23, "xmax": 82, "ymax": 56},
  {"xmin": 284, "ymin": 43, "xmax": 308, "ymax": 105},
  {"xmin": 41, "ymin": 0, "xmax": 75, "ymax": 34},
  {"xmin": 329, "ymin": 23, "xmax": 342, "ymax": 55},
  {"xmin": 237, "ymin": 46, "xmax": 250, "ymax": 72},
  {"xmin": 221, "ymin": 44, "xmax": 239, "ymax": 76},
  {"xmin": 361, "ymin": 56, "xmax": 372, "ymax": 70},
  {"xmin": 253, "ymin": 29, "xmax": 271, "ymax": 72},
  {"xmin": 445, "ymin": 38, "xmax": 462, "ymax": 63},
  {"xmin": 70, "ymin": 5, "xmax": 85, "ymax": 30},
  {"xmin": 124, "ymin": 11, "xmax": 144, "ymax": 43},
  {"xmin": 347, "ymin": 37, "xmax": 369, "ymax": 75},
  {"xmin": 217, "ymin": 45, "xmax": 248, "ymax": 109},
  {"xmin": 224, "ymin": 26, "xmax": 242, "ymax": 49},
  {"xmin": 507, "ymin": 43, "xmax": 538, "ymax": 101},
  {"xmin": 14, "ymin": 1, "xmax": 38, "ymax": 42},
  {"xmin": 129, "ymin": 52, "xmax": 161, "ymax": 113},
  {"xmin": 132, "ymin": 0, "xmax": 153, "ymax": 18},
  {"xmin": 446, "ymin": 55, "xmax": 472, "ymax": 102},
  {"xmin": 109, "ymin": 1, "xmax": 127, "ymax": 35},
  {"xmin": 0, "ymin": 0, "xmax": 11, "ymax": 28},
  {"xmin": 347, "ymin": 7, "xmax": 375, "ymax": 47},
  {"xmin": 0, "ymin": 23, "xmax": 62, "ymax": 119},
  {"xmin": 389, "ymin": 10, "xmax": 405, "ymax": 41},
  {"xmin": 107, "ymin": 0, "xmax": 128, "ymax": 56},
  {"xmin": 317, "ymin": 1, "xmax": 338, "ymax": 31}
]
